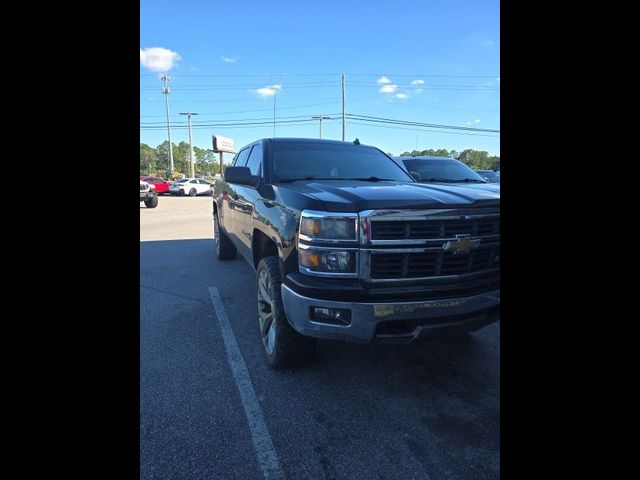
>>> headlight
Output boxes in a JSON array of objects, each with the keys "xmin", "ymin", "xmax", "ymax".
[
  {"xmin": 299, "ymin": 249, "xmax": 356, "ymax": 274},
  {"xmin": 299, "ymin": 211, "xmax": 357, "ymax": 240}
]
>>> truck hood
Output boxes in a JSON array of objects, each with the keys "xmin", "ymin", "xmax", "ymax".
[
  {"xmin": 426, "ymin": 182, "xmax": 500, "ymax": 193},
  {"xmin": 279, "ymin": 180, "xmax": 499, "ymax": 212}
]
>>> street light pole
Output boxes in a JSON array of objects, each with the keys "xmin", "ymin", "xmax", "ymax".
[
  {"xmin": 312, "ymin": 115, "xmax": 333, "ymax": 139},
  {"xmin": 161, "ymin": 74, "xmax": 174, "ymax": 176},
  {"xmin": 179, "ymin": 111, "xmax": 199, "ymax": 178}
]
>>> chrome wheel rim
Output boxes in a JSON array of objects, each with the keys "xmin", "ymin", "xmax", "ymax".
[{"xmin": 257, "ymin": 269, "xmax": 276, "ymax": 355}]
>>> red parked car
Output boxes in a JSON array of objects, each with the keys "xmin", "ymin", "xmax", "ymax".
[{"xmin": 140, "ymin": 176, "xmax": 171, "ymax": 194}]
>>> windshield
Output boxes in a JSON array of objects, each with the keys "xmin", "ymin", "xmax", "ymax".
[
  {"xmin": 477, "ymin": 170, "xmax": 500, "ymax": 182},
  {"xmin": 270, "ymin": 142, "xmax": 414, "ymax": 183},
  {"xmin": 401, "ymin": 158, "xmax": 486, "ymax": 183}
]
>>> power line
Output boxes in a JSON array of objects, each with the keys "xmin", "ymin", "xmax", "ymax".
[
  {"xmin": 140, "ymin": 83, "xmax": 498, "ymax": 91},
  {"xmin": 348, "ymin": 121, "xmax": 500, "ymax": 138},
  {"xmin": 346, "ymin": 113, "xmax": 500, "ymax": 133},
  {"xmin": 140, "ymin": 113, "xmax": 341, "ymax": 125},
  {"xmin": 140, "ymin": 73, "xmax": 499, "ymax": 78},
  {"xmin": 139, "ymin": 101, "xmax": 341, "ymax": 118}
]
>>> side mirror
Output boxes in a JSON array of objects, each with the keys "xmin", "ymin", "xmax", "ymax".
[
  {"xmin": 409, "ymin": 171, "xmax": 422, "ymax": 182},
  {"xmin": 223, "ymin": 166, "xmax": 262, "ymax": 188}
]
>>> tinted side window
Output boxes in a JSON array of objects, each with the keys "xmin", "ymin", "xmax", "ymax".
[
  {"xmin": 233, "ymin": 147, "xmax": 252, "ymax": 167},
  {"xmin": 245, "ymin": 144, "xmax": 263, "ymax": 176}
]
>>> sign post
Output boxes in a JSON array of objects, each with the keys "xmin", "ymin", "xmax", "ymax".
[{"xmin": 212, "ymin": 135, "xmax": 235, "ymax": 175}]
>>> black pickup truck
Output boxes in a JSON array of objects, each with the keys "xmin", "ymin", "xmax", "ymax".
[{"xmin": 213, "ymin": 138, "xmax": 500, "ymax": 368}]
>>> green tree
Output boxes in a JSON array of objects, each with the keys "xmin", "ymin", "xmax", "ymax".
[
  {"xmin": 457, "ymin": 149, "xmax": 493, "ymax": 170},
  {"xmin": 156, "ymin": 141, "xmax": 173, "ymax": 176},
  {"xmin": 398, "ymin": 146, "xmax": 498, "ymax": 168},
  {"xmin": 140, "ymin": 143, "xmax": 160, "ymax": 174},
  {"xmin": 194, "ymin": 147, "xmax": 220, "ymax": 175}
]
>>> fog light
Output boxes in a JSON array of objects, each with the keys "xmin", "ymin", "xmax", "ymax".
[{"xmin": 310, "ymin": 307, "xmax": 351, "ymax": 326}]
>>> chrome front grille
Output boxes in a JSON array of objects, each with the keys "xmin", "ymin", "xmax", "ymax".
[
  {"xmin": 361, "ymin": 208, "xmax": 500, "ymax": 282},
  {"xmin": 371, "ymin": 217, "xmax": 499, "ymax": 240},
  {"xmin": 370, "ymin": 246, "xmax": 500, "ymax": 279}
]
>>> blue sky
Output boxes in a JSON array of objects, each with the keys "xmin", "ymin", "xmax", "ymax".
[{"xmin": 140, "ymin": 0, "xmax": 499, "ymax": 157}]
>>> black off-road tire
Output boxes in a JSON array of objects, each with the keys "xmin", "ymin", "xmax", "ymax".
[
  {"xmin": 214, "ymin": 213, "xmax": 236, "ymax": 260},
  {"xmin": 144, "ymin": 196, "xmax": 158, "ymax": 208},
  {"xmin": 256, "ymin": 256, "xmax": 316, "ymax": 368}
]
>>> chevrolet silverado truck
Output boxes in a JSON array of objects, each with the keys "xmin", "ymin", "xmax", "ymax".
[{"xmin": 213, "ymin": 138, "xmax": 500, "ymax": 368}]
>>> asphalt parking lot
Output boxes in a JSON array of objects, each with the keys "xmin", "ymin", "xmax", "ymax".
[{"xmin": 140, "ymin": 195, "xmax": 500, "ymax": 479}]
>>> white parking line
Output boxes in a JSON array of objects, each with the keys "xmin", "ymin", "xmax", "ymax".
[{"xmin": 208, "ymin": 287, "xmax": 285, "ymax": 480}]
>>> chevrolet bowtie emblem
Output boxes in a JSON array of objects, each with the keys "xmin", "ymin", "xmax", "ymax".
[{"xmin": 442, "ymin": 234, "xmax": 481, "ymax": 255}]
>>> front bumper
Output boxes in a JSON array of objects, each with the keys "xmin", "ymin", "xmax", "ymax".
[{"xmin": 281, "ymin": 284, "xmax": 500, "ymax": 344}]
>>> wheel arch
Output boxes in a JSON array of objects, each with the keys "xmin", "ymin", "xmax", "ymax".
[{"xmin": 252, "ymin": 229, "xmax": 280, "ymax": 269}]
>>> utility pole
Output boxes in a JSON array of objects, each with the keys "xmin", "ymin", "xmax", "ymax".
[
  {"xmin": 179, "ymin": 111, "xmax": 199, "ymax": 178},
  {"xmin": 161, "ymin": 74, "xmax": 174, "ymax": 176},
  {"xmin": 273, "ymin": 91, "xmax": 277, "ymax": 138},
  {"xmin": 312, "ymin": 115, "xmax": 333, "ymax": 139},
  {"xmin": 341, "ymin": 74, "xmax": 346, "ymax": 141}
]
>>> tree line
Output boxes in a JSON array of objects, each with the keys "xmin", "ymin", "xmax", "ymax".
[
  {"xmin": 140, "ymin": 141, "xmax": 221, "ymax": 178},
  {"xmin": 141, "ymin": 142, "xmax": 500, "ymax": 179},
  {"xmin": 398, "ymin": 148, "xmax": 500, "ymax": 171}
]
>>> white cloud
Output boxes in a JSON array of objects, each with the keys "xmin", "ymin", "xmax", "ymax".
[
  {"xmin": 377, "ymin": 76, "xmax": 391, "ymax": 84},
  {"xmin": 474, "ymin": 119, "xmax": 481, "ymax": 123},
  {"xmin": 221, "ymin": 56, "xmax": 237, "ymax": 63},
  {"xmin": 411, "ymin": 79, "xmax": 425, "ymax": 86},
  {"xmin": 140, "ymin": 47, "xmax": 181, "ymax": 72},
  {"xmin": 395, "ymin": 93, "xmax": 409, "ymax": 99},
  {"xmin": 414, "ymin": 88, "xmax": 424, "ymax": 94},
  {"xmin": 252, "ymin": 84, "xmax": 283, "ymax": 97},
  {"xmin": 379, "ymin": 84, "xmax": 398, "ymax": 93}
]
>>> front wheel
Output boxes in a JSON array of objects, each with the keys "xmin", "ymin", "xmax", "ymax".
[
  {"xmin": 189, "ymin": 188, "xmax": 197, "ymax": 197},
  {"xmin": 144, "ymin": 196, "xmax": 158, "ymax": 208},
  {"xmin": 256, "ymin": 256, "xmax": 316, "ymax": 368}
]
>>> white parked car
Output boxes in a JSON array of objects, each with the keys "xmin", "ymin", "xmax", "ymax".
[{"xmin": 169, "ymin": 178, "xmax": 213, "ymax": 196}]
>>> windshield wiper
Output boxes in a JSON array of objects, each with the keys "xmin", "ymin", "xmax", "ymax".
[
  {"xmin": 421, "ymin": 178, "xmax": 487, "ymax": 183},
  {"xmin": 420, "ymin": 178, "xmax": 458, "ymax": 183},
  {"xmin": 343, "ymin": 176, "xmax": 395, "ymax": 182},
  {"xmin": 278, "ymin": 176, "xmax": 398, "ymax": 183},
  {"xmin": 276, "ymin": 176, "xmax": 333, "ymax": 183}
]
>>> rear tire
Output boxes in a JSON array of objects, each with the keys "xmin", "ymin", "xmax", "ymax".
[
  {"xmin": 256, "ymin": 256, "xmax": 316, "ymax": 368},
  {"xmin": 214, "ymin": 213, "xmax": 236, "ymax": 260},
  {"xmin": 144, "ymin": 196, "xmax": 158, "ymax": 208}
]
